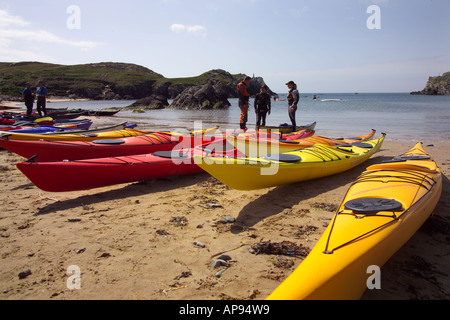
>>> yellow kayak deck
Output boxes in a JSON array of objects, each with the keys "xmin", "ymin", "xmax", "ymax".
[
  {"xmin": 229, "ymin": 130, "xmax": 377, "ymax": 157},
  {"xmin": 195, "ymin": 134, "xmax": 385, "ymax": 190},
  {"xmin": 0, "ymin": 126, "xmax": 219, "ymax": 142},
  {"xmin": 267, "ymin": 143, "xmax": 442, "ymax": 300}
]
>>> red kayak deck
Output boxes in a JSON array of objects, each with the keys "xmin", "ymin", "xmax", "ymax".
[
  {"xmin": 1, "ymin": 133, "xmax": 219, "ymax": 162},
  {"xmin": 17, "ymin": 139, "xmax": 241, "ymax": 192}
]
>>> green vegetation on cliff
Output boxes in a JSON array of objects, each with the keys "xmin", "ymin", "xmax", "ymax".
[
  {"xmin": 0, "ymin": 62, "xmax": 253, "ymax": 101},
  {"xmin": 0, "ymin": 61, "xmax": 274, "ymax": 110},
  {"xmin": 411, "ymin": 71, "xmax": 450, "ymax": 95},
  {"xmin": 0, "ymin": 61, "xmax": 163, "ymax": 99}
]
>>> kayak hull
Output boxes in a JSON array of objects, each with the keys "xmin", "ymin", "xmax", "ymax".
[
  {"xmin": 267, "ymin": 143, "xmax": 442, "ymax": 300},
  {"xmin": 0, "ymin": 126, "xmax": 219, "ymax": 142},
  {"xmin": 17, "ymin": 153, "xmax": 204, "ymax": 192},
  {"xmin": 16, "ymin": 139, "xmax": 232, "ymax": 192},
  {"xmin": 0, "ymin": 128, "xmax": 152, "ymax": 141},
  {"xmin": 229, "ymin": 130, "xmax": 376, "ymax": 157},
  {"xmin": 0, "ymin": 133, "xmax": 181, "ymax": 162}
]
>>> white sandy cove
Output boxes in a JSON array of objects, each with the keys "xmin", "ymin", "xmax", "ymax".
[{"xmin": 0, "ymin": 113, "xmax": 449, "ymax": 300}]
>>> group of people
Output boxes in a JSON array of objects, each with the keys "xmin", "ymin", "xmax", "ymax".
[
  {"xmin": 22, "ymin": 81, "xmax": 48, "ymax": 117},
  {"xmin": 237, "ymin": 76, "xmax": 299, "ymax": 131}
]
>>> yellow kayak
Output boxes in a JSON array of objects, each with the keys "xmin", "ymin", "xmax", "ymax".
[
  {"xmin": 228, "ymin": 129, "xmax": 377, "ymax": 157},
  {"xmin": 194, "ymin": 134, "xmax": 385, "ymax": 190},
  {"xmin": 267, "ymin": 143, "xmax": 442, "ymax": 300},
  {"xmin": 0, "ymin": 126, "xmax": 219, "ymax": 142}
]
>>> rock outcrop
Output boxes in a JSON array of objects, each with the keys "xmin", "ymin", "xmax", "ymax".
[
  {"xmin": 169, "ymin": 81, "xmax": 231, "ymax": 110},
  {"xmin": 411, "ymin": 72, "xmax": 450, "ymax": 95},
  {"xmin": 126, "ymin": 94, "xmax": 169, "ymax": 110},
  {"xmin": 167, "ymin": 70, "xmax": 275, "ymax": 110}
]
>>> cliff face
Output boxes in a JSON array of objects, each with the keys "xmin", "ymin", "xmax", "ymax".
[
  {"xmin": 411, "ymin": 72, "xmax": 450, "ymax": 95},
  {"xmin": 132, "ymin": 69, "xmax": 276, "ymax": 110}
]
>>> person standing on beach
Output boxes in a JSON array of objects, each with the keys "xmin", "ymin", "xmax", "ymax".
[
  {"xmin": 286, "ymin": 81, "xmax": 299, "ymax": 131},
  {"xmin": 237, "ymin": 76, "xmax": 251, "ymax": 130},
  {"xmin": 254, "ymin": 85, "xmax": 271, "ymax": 130},
  {"xmin": 22, "ymin": 82, "xmax": 35, "ymax": 116},
  {"xmin": 36, "ymin": 80, "xmax": 48, "ymax": 117}
]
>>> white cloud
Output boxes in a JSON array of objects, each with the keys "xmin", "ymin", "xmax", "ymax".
[
  {"xmin": 0, "ymin": 9, "xmax": 102, "ymax": 59},
  {"xmin": 0, "ymin": 10, "xmax": 29, "ymax": 27},
  {"xmin": 0, "ymin": 29, "xmax": 99, "ymax": 49},
  {"xmin": 170, "ymin": 23, "xmax": 207, "ymax": 38},
  {"xmin": 186, "ymin": 25, "xmax": 207, "ymax": 37},
  {"xmin": 170, "ymin": 24, "xmax": 186, "ymax": 33}
]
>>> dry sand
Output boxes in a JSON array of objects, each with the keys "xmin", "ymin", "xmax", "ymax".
[{"xmin": 0, "ymin": 112, "xmax": 449, "ymax": 300}]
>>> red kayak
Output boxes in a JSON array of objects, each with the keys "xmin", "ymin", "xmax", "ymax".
[
  {"xmin": 16, "ymin": 139, "xmax": 242, "ymax": 192},
  {"xmin": 0, "ymin": 132, "xmax": 212, "ymax": 162}
]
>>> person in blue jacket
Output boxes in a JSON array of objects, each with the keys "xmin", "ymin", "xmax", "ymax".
[{"xmin": 36, "ymin": 80, "xmax": 48, "ymax": 117}]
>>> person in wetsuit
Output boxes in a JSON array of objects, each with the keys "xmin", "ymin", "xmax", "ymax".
[
  {"xmin": 36, "ymin": 80, "xmax": 48, "ymax": 117},
  {"xmin": 254, "ymin": 85, "xmax": 271, "ymax": 130},
  {"xmin": 22, "ymin": 82, "xmax": 35, "ymax": 116},
  {"xmin": 286, "ymin": 80, "xmax": 299, "ymax": 131},
  {"xmin": 237, "ymin": 76, "xmax": 251, "ymax": 130}
]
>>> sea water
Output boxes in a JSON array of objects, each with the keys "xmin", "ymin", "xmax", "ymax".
[{"xmin": 47, "ymin": 93, "xmax": 450, "ymax": 143}]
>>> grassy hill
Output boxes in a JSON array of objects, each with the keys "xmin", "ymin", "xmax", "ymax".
[
  {"xmin": 0, "ymin": 62, "xmax": 272, "ymax": 103},
  {"xmin": 0, "ymin": 61, "xmax": 163, "ymax": 99}
]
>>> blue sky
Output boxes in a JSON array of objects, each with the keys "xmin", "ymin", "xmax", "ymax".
[{"xmin": 0, "ymin": 0, "xmax": 449, "ymax": 92}]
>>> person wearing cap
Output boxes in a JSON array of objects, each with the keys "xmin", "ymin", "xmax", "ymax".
[
  {"xmin": 237, "ymin": 76, "xmax": 251, "ymax": 130},
  {"xmin": 286, "ymin": 81, "xmax": 299, "ymax": 131},
  {"xmin": 254, "ymin": 85, "xmax": 271, "ymax": 130}
]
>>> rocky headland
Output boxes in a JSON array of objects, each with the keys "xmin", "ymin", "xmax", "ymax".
[
  {"xmin": 129, "ymin": 69, "xmax": 275, "ymax": 110},
  {"xmin": 0, "ymin": 62, "xmax": 275, "ymax": 110},
  {"xmin": 411, "ymin": 71, "xmax": 450, "ymax": 95}
]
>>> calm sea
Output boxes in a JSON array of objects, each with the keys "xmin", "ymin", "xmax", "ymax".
[{"xmin": 47, "ymin": 93, "xmax": 450, "ymax": 143}]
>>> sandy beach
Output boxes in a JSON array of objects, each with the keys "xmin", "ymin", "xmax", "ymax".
[{"xmin": 0, "ymin": 108, "xmax": 449, "ymax": 300}]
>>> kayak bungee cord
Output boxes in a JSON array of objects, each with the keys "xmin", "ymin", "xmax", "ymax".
[
  {"xmin": 296, "ymin": 144, "xmax": 355, "ymax": 162},
  {"xmin": 352, "ymin": 169, "xmax": 436, "ymax": 191}
]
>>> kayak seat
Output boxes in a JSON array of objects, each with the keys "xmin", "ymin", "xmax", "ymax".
[
  {"xmin": 80, "ymin": 133, "xmax": 98, "ymax": 137},
  {"xmin": 352, "ymin": 142, "xmax": 373, "ymax": 148},
  {"xmin": 344, "ymin": 198, "xmax": 403, "ymax": 215},
  {"xmin": 92, "ymin": 139, "xmax": 126, "ymax": 145},
  {"xmin": 265, "ymin": 154, "xmax": 302, "ymax": 163},
  {"xmin": 153, "ymin": 151, "xmax": 189, "ymax": 160},
  {"xmin": 279, "ymin": 140, "xmax": 300, "ymax": 145},
  {"xmin": 346, "ymin": 137, "xmax": 363, "ymax": 141},
  {"xmin": 337, "ymin": 142, "xmax": 373, "ymax": 150}
]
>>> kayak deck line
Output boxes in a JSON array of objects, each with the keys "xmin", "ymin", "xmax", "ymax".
[{"xmin": 322, "ymin": 165, "xmax": 439, "ymax": 256}]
